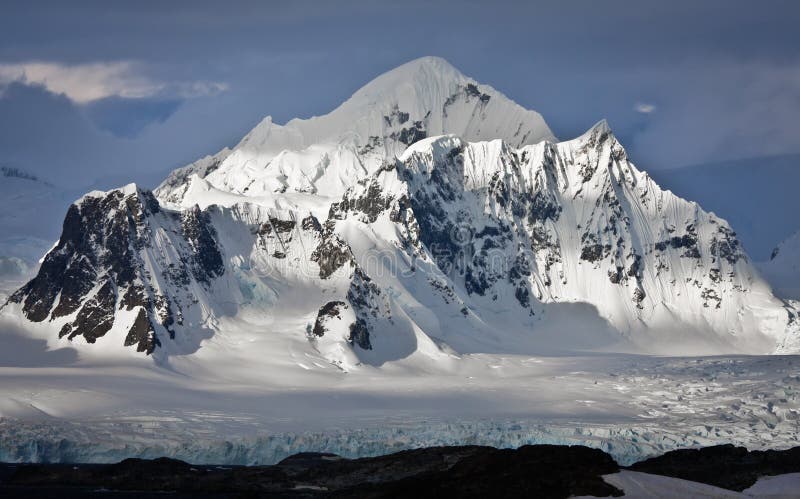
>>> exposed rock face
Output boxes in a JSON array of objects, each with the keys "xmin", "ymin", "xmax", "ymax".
[
  {"xmin": 309, "ymin": 268, "xmax": 383, "ymax": 351},
  {"xmin": 312, "ymin": 301, "xmax": 347, "ymax": 337},
  {"xmin": 311, "ymin": 230, "xmax": 355, "ymax": 280},
  {"xmin": 181, "ymin": 206, "xmax": 225, "ymax": 284},
  {"xmin": 58, "ymin": 280, "xmax": 116, "ymax": 342},
  {"xmin": 344, "ymin": 269, "xmax": 384, "ymax": 350},
  {"xmin": 124, "ymin": 307, "xmax": 160, "ymax": 354}
]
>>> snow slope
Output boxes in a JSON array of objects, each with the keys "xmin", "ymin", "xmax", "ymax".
[
  {"xmin": 652, "ymin": 154, "xmax": 800, "ymax": 305},
  {"xmin": 652, "ymin": 154, "xmax": 800, "ymax": 300}
]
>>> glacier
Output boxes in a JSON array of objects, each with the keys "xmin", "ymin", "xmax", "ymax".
[
  {"xmin": 1, "ymin": 418, "xmax": 796, "ymax": 467},
  {"xmin": 0, "ymin": 353, "xmax": 798, "ymax": 466}
]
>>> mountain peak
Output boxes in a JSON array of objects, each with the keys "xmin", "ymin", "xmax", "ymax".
[
  {"xmin": 589, "ymin": 118, "xmax": 611, "ymax": 133},
  {"xmin": 346, "ymin": 56, "xmax": 467, "ymax": 103},
  {"xmin": 159, "ymin": 57, "xmax": 556, "ymax": 205},
  {"xmin": 235, "ymin": 56, "xmax": 554, "ymax": 152},
  {"xmin": 399, "ymin": 55, "xmax": 458, "ymax": 70},
  {"xmin": 370, "ymin": 55, "xmax": 462, "ymax": 79},
  {"xmin": 79, "ymin": 182, "xmax": 141, "ymax": 202},
  {"xmin": 573, "ymin": 119, "xmax": 612, "ymax": 142}
]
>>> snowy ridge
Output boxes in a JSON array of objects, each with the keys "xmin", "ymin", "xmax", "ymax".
[{"xmin": 152, "ymin": 148, "xmax": 232, "ymax": 206}]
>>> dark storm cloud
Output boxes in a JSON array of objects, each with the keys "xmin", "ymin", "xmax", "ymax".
[
  {"xmin": 0, "ymin": 82, "xmax": 111, "ymax": 182},
  {"xmin": 0, "ymin": 0, "xmax": 798, "ymax": 187},
  {"xmin": 0, "ymin": 81, "xmax": 241, "ymax": 189}
]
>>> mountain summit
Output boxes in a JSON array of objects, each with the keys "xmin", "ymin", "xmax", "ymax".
[
  {"xmin": 3, "ymin": 58, "xmax": 798, "ymax": 364},
  {"xmin": 156, "ymin": 56, "xmax": 554, "ymax": 206}
]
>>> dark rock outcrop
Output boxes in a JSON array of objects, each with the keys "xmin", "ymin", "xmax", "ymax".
[
  {"xmin": 312, "ymin": 301, "xmax": 347, "ymax": 337},
  {"xmin": 124, "ymin": 307, "xmax": 160, "ymax": 354},
  {"xmin": 5, "ymin": 187, "xmax": 222, "ymax": 355},
  {"xmin": 7, "ymin": 444, "xmax": 800, "ymax": 498},
  {"xmin": 2, "ymin": 445, "xmax": 622, "ymax": 499},
  {"xmin": 311, "ymin": 233, "xmax": 354, "ymax": 280},
  {"xmin": 59, "ymin": 280, "xmax": 117, "ymax": 342},
  {"xmin": 629, "ymin": 444, "xmax": 800, "ymax": 491},
  {"xmin": 181, "ymin": 205, "xmax": 225, "ymax": 284},
  {"xmin": 335, "ymin": 445, "xmax": 621, "ymax": 499}
]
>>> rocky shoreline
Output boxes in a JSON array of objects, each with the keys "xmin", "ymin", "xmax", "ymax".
[{"xmin": 1, "ymin": 443, "xmax": 798, "ymax": 498}]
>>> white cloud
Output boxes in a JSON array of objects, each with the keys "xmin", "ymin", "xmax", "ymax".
[
  {"xmin": 634, "ymin": 102, "xmax": 656, "ymax": 114},
  {"xmin": 0, "ymin": 61, "xmax": 227, "ymax": 103},
  {"xmin": 176, "ymin": 80, "xmax": 230, "ymax": 99}
]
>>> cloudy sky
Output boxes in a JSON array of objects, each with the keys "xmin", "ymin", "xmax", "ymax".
[{"xmin": 1, "ymin": 0, "xmax": 798, "ymax": 188}]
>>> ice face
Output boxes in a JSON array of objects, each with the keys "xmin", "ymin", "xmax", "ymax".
[{"xmin": 0, "ymin": 417, "xmax": 796, "ymax": 466}]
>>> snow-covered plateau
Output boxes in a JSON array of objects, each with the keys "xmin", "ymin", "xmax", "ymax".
[{"xmin": 0, "ymin": 57, "xmax": 798, "ymax": 465}]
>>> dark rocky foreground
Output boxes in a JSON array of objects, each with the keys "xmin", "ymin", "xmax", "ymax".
[
  {"xmin": 0, "ymin": 443, "xmax": 798, "ymax": 498},
  {"xmin": 630, "ymin": 443, "xmax": 800, "ymax": 491}
]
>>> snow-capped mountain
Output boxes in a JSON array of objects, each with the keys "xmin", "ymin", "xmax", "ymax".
[
  {"xmin": 3, "ymin": 57, "xmax": 798, "ymax": 362},
  {"xmin": 758, "ymin": 231, "xmax": 800, "ymax": 301}
]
